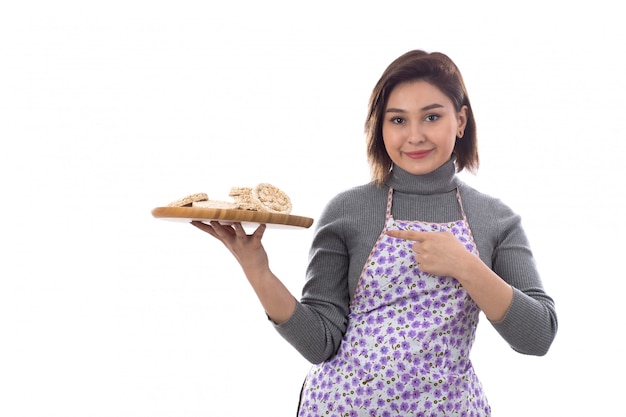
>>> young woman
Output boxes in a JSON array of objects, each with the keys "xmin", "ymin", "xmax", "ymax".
[{"xmin": 192, "ymin": 50, "xmax": 558, "ymax": 416}]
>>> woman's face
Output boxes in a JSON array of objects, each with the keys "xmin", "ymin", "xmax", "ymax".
[{"xmin": 382, "ymin": 80, "xmax": 467, "ymax": 176}]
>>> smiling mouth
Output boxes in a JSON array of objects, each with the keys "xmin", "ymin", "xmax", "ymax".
[{"xmin": 405, "ymin": 150, "xmax": 432, "ymax": 159}]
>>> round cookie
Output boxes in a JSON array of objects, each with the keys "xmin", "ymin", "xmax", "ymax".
[{"xmin": 251, "ymin": 183, "xmax": 292, "ymax": 214}]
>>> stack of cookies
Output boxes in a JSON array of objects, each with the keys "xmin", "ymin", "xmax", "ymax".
[{"xmin": 167, "ymin": 183, "xmax": 292, "ymax": 215}]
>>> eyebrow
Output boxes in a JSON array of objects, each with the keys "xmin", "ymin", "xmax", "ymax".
[{"xmin": 386, "ymin": 103, "xmax": 445, "ymax": 113}]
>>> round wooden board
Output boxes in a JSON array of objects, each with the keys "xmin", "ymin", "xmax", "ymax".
[{"xmin": 151, "ymin": 206, "xmax": 314, "ymax": 229}]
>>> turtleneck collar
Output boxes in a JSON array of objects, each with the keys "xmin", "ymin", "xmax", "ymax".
[{"xmin": 385, "ymin": 157, "xmax": 460, "ymax": 195}]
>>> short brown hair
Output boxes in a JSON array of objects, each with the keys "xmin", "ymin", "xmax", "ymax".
[{"xmin": 365, "ymin": 50, "xmax": 478, "ymax": 185}]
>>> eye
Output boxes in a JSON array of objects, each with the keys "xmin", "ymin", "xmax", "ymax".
[
  {"xmin": 390, "ymin": 117, "xmax": 405, "ymax": 124},
  {"xmin": 425, "ymin": 114, "xmax": 440, "ymax": 122}
]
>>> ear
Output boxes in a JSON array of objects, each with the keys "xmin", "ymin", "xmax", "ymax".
[{"xmin": 457, "ymin": 105, "xmax": 468, "ymax": 138}]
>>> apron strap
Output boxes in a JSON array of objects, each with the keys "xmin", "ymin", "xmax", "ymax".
[
  {"xmin": 386, "ymin": 187, "xmax": 394, "ymax": 221},
  {"xmin": 456, "ymin": 187, "xmax": 468, "ymax": 224},
  {"xmin": 456, "ymin": 186, "xmax": 480, "ymax": 257}
]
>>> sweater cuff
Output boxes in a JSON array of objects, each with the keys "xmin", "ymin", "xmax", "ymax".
[
  {"xmin": 271, "ymin": 300, "xmax": 303, "ymax": 332},
  {"xmin": 489, "ymin": 287, "xmax": 554, "ymax": 355}
]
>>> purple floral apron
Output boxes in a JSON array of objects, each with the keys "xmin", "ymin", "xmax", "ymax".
[{"xmin": 298, "ymin": 188, "xmax": 491, "ymax": 416}]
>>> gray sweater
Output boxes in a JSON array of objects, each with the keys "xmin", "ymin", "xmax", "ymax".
[{"xmin": 274, "ymin": 159, "xmax": 558, "ymax": 364}]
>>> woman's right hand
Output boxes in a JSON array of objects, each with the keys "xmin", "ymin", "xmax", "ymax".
[{"xmin": 190, "ymin": 221, "xmax": 269, "ymax": 272}]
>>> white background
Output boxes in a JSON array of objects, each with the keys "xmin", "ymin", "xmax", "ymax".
[{"xmin": 1, "ymin": 1, "xmax": 624, "ymax": 416}]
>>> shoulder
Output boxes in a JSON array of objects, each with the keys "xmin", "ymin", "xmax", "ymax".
[
  {"xmin": 315, "ymin": 182, "xmax": 387, "ymax": 232},
  {"xmin": 458, "ymin": 181, "xmax": 523, "ymax": 237},
  {"xmin": 459, "ymin": 182, "xmax": 518, "ymax": 216},
  {"xmin": 323, "ymin": 182, "xmax": 387, "ymax": 212}
]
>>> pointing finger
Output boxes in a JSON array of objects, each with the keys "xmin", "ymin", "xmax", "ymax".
[{"xmin": 386, "ymin": 229, "xmax": 429, "ymax": 241}]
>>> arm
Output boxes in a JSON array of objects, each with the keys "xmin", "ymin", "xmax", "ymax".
[
  {"xmin": 386, "ymin": 213, "xmax": 558, "ymax": 356},
  {"xmin": 272, "ymin": 202, "xmax": 352, "ymax": 364},
  {"xmin": 191, "ymin": 195, "xmax": 353, "ymax": 365},
  {"xmin": 487, "ymin": 212, "xmax": 558, "ymax": 355}
]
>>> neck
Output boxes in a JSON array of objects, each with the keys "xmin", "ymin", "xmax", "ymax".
[{"xmin": 386, "ymin": 158, "xmax": 460, "ymax": 194}]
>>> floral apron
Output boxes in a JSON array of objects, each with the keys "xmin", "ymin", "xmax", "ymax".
[{"xmin": 298, "ymin": 188, "xmax": 491, "ymax": 417}]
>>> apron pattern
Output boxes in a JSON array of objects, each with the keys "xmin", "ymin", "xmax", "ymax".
[{"xmin": 298, "ymin": 188, "xmax": 490, "ymax": 417}]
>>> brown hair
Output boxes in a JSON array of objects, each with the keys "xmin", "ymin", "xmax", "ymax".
[{"xmin": 365, "ymin": 50, "xmax": 479, "ymax": 185}]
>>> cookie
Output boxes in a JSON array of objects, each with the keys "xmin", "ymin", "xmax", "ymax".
[
  {"xmin": 192, "ymin": 200, "xmax": 238, "ymax": 209},
  {"xmin": 167, "ymin": 192, "xmax": 209, "ymax": 207},
  {"xmin": 251, "ymin": 183, "xmax": 292, "ymax": 214},
  {"xmin": 228, "ymin": 186, "xmax": 262, "ymax": 211}
]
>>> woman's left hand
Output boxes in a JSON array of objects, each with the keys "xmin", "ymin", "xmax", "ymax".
[
  {"xmin": 385, "ymin": 229, "xmax": 514, "ymax": 322},
  {"xmin": 385, "ymin": 229, "xmax": 475, "ymax": 279}
]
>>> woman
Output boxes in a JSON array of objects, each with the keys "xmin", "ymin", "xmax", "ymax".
[{"xmin": 192, "ymin": 50, "xmax": 558, "ymax": 416}]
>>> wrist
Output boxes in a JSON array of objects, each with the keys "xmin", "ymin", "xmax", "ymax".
[{"xmin": 454, "ymin": 252, "xmax": 485, "ymax": 285}]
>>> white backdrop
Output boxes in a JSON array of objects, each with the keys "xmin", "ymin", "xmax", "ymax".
[{"xmin": 1, "ymin": 1, "xmax": 624, "ymax": 416}]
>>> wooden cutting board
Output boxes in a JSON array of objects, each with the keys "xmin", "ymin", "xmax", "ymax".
[{"xmin": 151, "ymin": 206, "xmax": 314, "ymax": 229}]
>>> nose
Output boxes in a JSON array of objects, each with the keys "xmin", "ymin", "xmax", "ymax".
[{"xmin": 407, "ymin": 122, "xmax": 425, "ymax": 145}]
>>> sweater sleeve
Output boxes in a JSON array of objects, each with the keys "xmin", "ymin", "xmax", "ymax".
[
  {"xmin": 487, "ymin": 201, "xmax": 558, "ymax": 356},
  {"xmin": 272, "ymin": 195, "xmax": 351, "ymax": 364}
]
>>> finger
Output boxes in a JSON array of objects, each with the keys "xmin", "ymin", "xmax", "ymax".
[
  {"xmin": 191, "ymin": 220, "xmax": 218, "ymax": 236},
  {"xmin": 232, "ymin": 223, "xmax": 266, "ymax": 239},
  {"xmin": 209, "ymin": 221, "xmax": 237, "ymax": 238},
  {"xmin": 252, "ymin": 223, "xmax": 267, "ymax": 239},
  {"xmin": 386, "ymin": 229, "xmax": 429, "ymax": 241},
  {"xmin": 231, "ymin": 222, "xmax": 250, "ymax": 238},
  {"xmin": 412, "ymin": 241, "xmax": 422, "ymax": 255}
]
